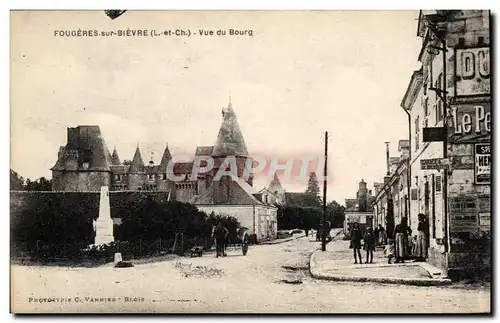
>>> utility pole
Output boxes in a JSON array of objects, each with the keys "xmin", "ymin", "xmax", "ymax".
[{"xmin": 321, "ymin": 131, "xmax": 328, "ymax": 252}]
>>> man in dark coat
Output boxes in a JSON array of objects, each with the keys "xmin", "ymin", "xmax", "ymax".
[{"xmin": 214, "ymin": 222, "xmax": 228, "ymax": 258}]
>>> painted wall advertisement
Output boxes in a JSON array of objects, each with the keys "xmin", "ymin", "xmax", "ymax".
[
  {"xmin": 448, "ymin": 103, "xmax": 491, "ymax": 143},
  {"xmin": 448, "ymin": 196, "xmax": 490, "ymax": 253},
  {"xmin": 455, "ymin": 47, "xmax": 490, "ymax": 97},
  {"xmin": 475, "ymin": 143, "xmax": 490, "ymax": 184}
]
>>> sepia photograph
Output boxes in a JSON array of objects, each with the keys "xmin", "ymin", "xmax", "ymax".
[{"xmin": 9, "ymin": 8, "xmax": 491, "ymax": 314}]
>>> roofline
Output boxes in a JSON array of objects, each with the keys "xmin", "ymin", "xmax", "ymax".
[
  {"xmin": 372, "ymin": 159, "xmax": 409, "ymax": 204},
  {"xmin": 400, "ymin": 69, "xmax": 423, "ymax": 111}
]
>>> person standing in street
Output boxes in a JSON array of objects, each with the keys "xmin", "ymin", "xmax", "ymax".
[
  {"xmin": 363, "ymin": 227, "xmax": 376, "ymax": 263},
  {"xmin": 350, "ymin": 222, "xmax": 363, "ymax": 264},
  {"xmin": 377, "ymin": 224, "xmax": 387, "ymax": 246},
  {"xmin": 414, "ymin": 213, "xmax": 429, "ymax": 262},
  {"xmin": 214, "ymin": 222, "xmax": 228, "ymax": 258},
  {"xmin": 394, "ymin": 217, "xmax": 412, "ymax": 263}
]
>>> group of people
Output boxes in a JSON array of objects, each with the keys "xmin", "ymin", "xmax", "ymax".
[
  {"xmin": 349, "ymin": 223, "xmax": 377, "ymax": 264},
  {"xmin": 349, "ymin": 213, "xmax": 429, "ymax": 265}
]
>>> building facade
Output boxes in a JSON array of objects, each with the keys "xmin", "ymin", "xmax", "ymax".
[{"xmin": 378, "ymin": 10, "xmax": 491, "ymax": 276}]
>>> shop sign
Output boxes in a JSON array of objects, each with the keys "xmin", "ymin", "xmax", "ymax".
[
  {"xmin": 449, "ymin": 103, "xmax": 491, "ymax": 143},
  {"xmin": 474, "ymin": 143, "xmax": 490, "ymax": 184},
  {"xmin": 455, "ymin": 47, "xmax": 490, "ymax": 97},
  {"xmin": 420, "ymin": 158, "xmax": 449, "ymax": 170}
]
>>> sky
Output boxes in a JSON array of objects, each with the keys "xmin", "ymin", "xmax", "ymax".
[{"xmin": 10, "ymin": 10, "xmax": 423, "ymax": 204}]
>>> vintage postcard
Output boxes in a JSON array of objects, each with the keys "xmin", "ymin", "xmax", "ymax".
[{"xmin": 10, "ymin": 10, "xmax": 491, "ymax": 314}]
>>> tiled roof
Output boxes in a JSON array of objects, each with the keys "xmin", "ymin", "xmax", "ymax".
[
  {"xmin": 195, "ymin": 146, "xmax": 214, "ymax": 156},
  {"xmin": 212, "ymin": 102, "xmax": 248, "ymax": 157},
  {"xmin": 111, "ymin": 147, "xmax": 121, "ymax": 165},
  {"xmin": 190, "ymin": 177, "xmax": 262, "ymax": 206},
  {"xmin": 51, "ymin": 126, "xmax": 112, "ymax": 172},
  {"xmin": 129, "ymin": 146, "xmax": 145, "ymax": 173}
]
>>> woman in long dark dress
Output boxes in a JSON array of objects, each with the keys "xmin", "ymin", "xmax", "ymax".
[
  {"xmin": 414, "ymin": 213, "xmax": 429, "ymax": 261},
  {"xmin": 350, "ymin": 222, "xmax": 363, "ymax": 264},
  {"xmin": 394, "ymin": 217, "xmax": 412, "ymax": 263}
]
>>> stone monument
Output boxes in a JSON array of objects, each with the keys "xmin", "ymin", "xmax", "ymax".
[{"xmin": 93, "ymin": 186, "xmax": 114, "ymax": 246}]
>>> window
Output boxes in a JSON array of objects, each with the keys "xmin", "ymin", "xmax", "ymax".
[
  {"xmin": 162, "ymin": 173, "xmax": 167, "ymax": 180},
  {"xmin": 423, "ymin": 97, "xmax": 429, "ymax": 116},
  {"xmin": 148, "ymin": 174, "xmax": 155, "ymax": 181},
  {"xmin": 436, "ymin": 73, "xmax": 443, "ymax": 123},
  {"xmin": 414, "ymin": 116, "xmax": 420, "ymax": 151},
  {"xmin": 82, "ymin": 162, "xmax": 89, "ymax": 170},
  {"xmin": 435, "ymin": 176, "xmax": 442, "ymax": 192}
]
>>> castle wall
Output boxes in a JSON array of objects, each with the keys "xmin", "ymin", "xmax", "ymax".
[
  {"xmin": 52, "ymin": 171, "xmax": 111, "ymax": 192},
  {"xmin": 127, "ymin": 173, "xmax": 147, "ymax": 191}
]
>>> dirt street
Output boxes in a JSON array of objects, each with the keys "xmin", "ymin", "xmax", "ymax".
[{"xmin": 11, "ymin": 233, "xmax": 490, "ymax": 313}]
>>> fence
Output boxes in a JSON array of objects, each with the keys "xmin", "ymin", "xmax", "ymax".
[{"xmin": 11, "ymin": 235, "xmax": 215, "ymax": 263}]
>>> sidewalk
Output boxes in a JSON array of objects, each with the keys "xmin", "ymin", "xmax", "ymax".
[{"xmin": 310, "ymin": 238, "xmax": 452, "ymax": 286}]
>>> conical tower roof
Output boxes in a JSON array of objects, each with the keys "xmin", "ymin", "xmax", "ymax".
[
  {"xmin": 212, "ymin": 100, "xmax": 248, "ymax": 157},
  {"xmin": 269, "ymin": 172, "xmax": 283, "ymax": 193},
  {"xmin": 129, "ymin": 145, "xmax": 145, "ymax": 173},
  {"xmin": 159, "ymin": 143, "xmax": 172, "ymax": 169},
  {"xmin": 111, "ymin": 146, "xmax": 121, "ymax": 165}
]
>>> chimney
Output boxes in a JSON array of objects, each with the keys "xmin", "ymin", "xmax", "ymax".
[{"xmin": 385, "ymin": 142, "xmax": 390, "ymax": 175}]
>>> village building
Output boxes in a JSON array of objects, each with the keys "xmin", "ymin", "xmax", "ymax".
[{"xmin": 373, "ymin": 10, "xmax": 491, "ymax": 277}]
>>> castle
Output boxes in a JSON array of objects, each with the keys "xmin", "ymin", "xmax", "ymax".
[{"xmin": 51, "ymin": 100, "xmax": 280, "ymax": 241}]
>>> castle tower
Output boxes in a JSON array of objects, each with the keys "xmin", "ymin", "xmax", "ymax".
[
  {"xmin": 128, "ymin": 145, "xmax": 146, "ymax": 190},
  {"xmin": 159, "ymin": 142, "xmax": 172, "ymax": 173},
  {"xmin": 268, "ymin": 172, "xmax": 286, "ymax": 205},
  {"xmin": 111, "ymin": 146, "xmax": 121, "ymax": 165},
  {"xmin": 357, "ymin": 179, "xmax": 368, "ymax": 212},
  {"xmin": 51, "ymin": 125, "xmax": 112, "ymax": 191},
  {"xmin": 211, "ymin": 98, "xmax": 251, "ymax": 185}
]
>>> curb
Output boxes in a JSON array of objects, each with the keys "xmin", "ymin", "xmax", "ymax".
[
  {"xmin": 309, "ymin": 247, "xmax": 452, "ymax": 287},
  {"xmin": 260, "ymin": 233, "xmax": 306, "ymax": 245}
]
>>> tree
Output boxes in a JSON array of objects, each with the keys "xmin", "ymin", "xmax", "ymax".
[
  {"xmin": 326, "ymin": 200, "xmax": 346, "ymax": 228},
  {"xmin": 305, "ymin": 172, "xmax": 320, "ymax": 196},
  {"xmin": 304, "ymin": 172, "xmax": 321, "ymax": 207},
  {"xmin": 10, "ymin": 169, "xmax": 25, "ymax": 190},
  {"xmin": 24, "ymin": 177, "xmax": 52, "ymax": 191}
]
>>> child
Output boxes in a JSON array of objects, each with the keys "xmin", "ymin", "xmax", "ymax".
[
  {"xmin": 384, "ymin": 238, "xmax": 395, "ymax": 264},
  {"xmin": 363, "ymin": 227, "xmax": 376, "ymax": 264}
]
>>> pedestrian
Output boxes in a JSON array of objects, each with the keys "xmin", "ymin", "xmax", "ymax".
[
  {"xmin": 223, "ymin": 227, "xmax": 230, "ymax": 257},
  {"xmin": 394, "ymin": 217, "xmax": 412, "ymax": 263},
  {"xmin": 363, "ymin": 227, "xmax": 376, "ymax": 263},
  {"xmin": 305, "ymin": 228, "xmax": 309, "ymax": 237},
  {"xmin": 414, "ymin": 213, "xmax": 429, "ymax": 262},
  {"xmin": 350, "ymin": 222, "xmax": 363, "ymax": 264},
  {"xmin": 377, "ymin": 224, "xmax": 387, "ymax": 246},
  {"xmin": 213, "ymin": 221, "xmax": 228, "ymax": 258},
  {"xmin": 384, "ymin": 238, "xmax": 395, "ymax": 264}
]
